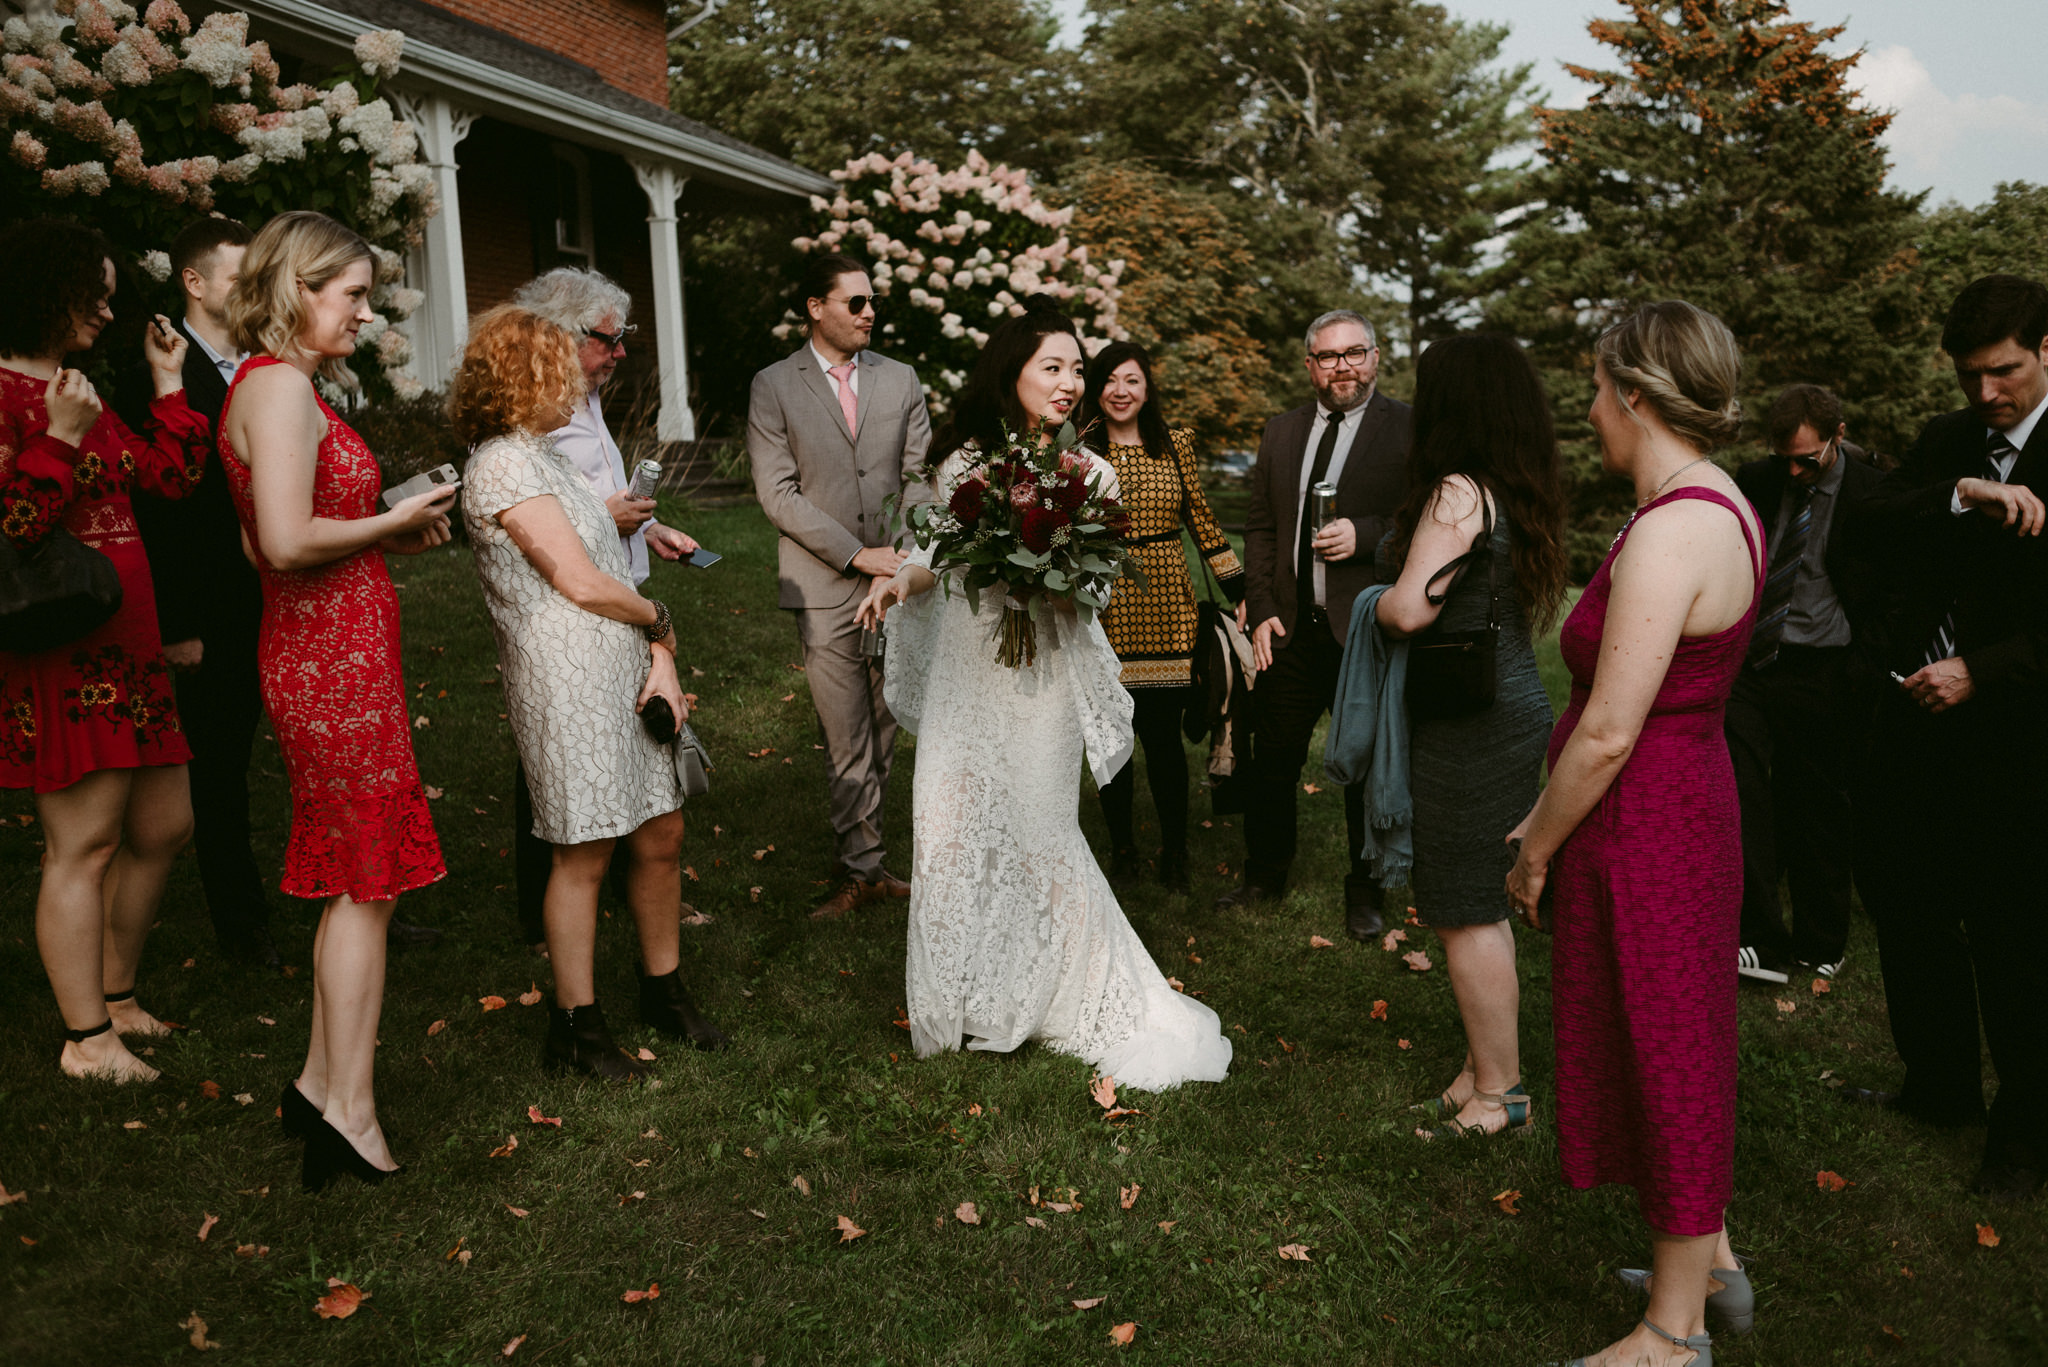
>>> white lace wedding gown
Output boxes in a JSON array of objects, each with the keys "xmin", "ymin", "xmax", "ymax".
[{"xmin": 883, "ymin": 452, "xmax": 1232, "ymax": 1092}]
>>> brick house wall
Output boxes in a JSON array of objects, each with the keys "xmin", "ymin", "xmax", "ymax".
[{"xmin": 414, "ymin": 0, "xmax": 671, "ymax": 106}]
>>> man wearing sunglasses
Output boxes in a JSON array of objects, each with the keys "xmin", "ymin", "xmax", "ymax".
[
  {"xmin": 1723, "ymin": 384, "xmax": 1885, "ymax": 988},
  {"xmin": 749, "ymin": 252, "xmax": 933, "ymax": 922}
]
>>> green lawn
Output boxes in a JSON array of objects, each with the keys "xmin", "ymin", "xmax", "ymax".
[{"xmin": 0, "ymin": 502, "xmax": 2038, "ymax": 1365}]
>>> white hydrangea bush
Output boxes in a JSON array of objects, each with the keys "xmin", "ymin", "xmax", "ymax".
[
  {"xmin": 1, "ymin": 1, "xmax": 435, "ymax": 399},
  {"xmin": 783, "ymin": 150, "xmax": 1127, "ymax": 417}
]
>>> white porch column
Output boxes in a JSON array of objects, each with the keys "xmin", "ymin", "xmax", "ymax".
[
  {"xmin": 393, "ymin": 92, "xmax": 478, "ymax": 391},
  {"xmin": 630, "ymin": 157, "xmax": 693, "ymax": 442}
]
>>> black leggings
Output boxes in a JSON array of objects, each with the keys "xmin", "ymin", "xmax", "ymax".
[{"xmin": 1097, "ymin": 685, "xmax": 1192, "ymax": 855}]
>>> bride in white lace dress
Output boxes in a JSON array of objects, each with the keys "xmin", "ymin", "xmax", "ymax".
[{"xmin": 857, "ymin": 306, "xmax": 1231, "ymax": 1092}]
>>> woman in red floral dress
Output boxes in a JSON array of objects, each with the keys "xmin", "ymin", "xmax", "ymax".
[
  {"xmin": 216, "ymin": 212, "xmax": 455, "ymax": 1191},
  {"xmin": 1, "ymin": 219, "xmax": 210, "ymax": 1085}
]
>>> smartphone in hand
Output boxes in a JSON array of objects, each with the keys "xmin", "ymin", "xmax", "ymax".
[{"xmin": 685, "ymin": 547, "xmax": 722, "ymax": 569}]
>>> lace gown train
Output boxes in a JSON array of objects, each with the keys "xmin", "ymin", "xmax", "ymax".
[{"xmin": 884, "ymin": 452, "xmax": 1232, "ymax": 1092}]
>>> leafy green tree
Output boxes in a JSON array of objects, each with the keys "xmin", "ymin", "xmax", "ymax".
[
  {"xmin": 1917, "ymin": 181, "xmax": 2048, "ymax": 311},
  {"xmin": 1483, "ymin": 0, "xmax": 1934, "ymax": 568},
  {"xmin": 1075, "ymin": 0, "xmax": 1535, "ymax": 355}
]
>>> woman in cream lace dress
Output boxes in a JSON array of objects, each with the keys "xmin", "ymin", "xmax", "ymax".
[{"xmin": 859, "ymin": 305, "xmax": 1231, "ymax": 1093}]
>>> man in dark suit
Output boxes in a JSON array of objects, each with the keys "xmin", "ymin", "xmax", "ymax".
[
  {"xmin": 118, "ymin": 218, "xmax": 280, "ymax": 968},
  {"xmin": 1725, "ymin": 385, "xmax": 1886, "ymax": 985},
  {"xmin": 1218, "ymin": 309, "xmax": 1411, "ymax": 937},
  {"xmin": 1843, "ymin": 275, "xmax": 2048, "ymax": 1201}
]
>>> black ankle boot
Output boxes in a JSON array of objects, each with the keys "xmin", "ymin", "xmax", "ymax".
[
  {"xmin": 544, "ymin": 1002, "xmax": 649, "ymax": 1081},
  {"xmin": 1156, "ymin": 847, "xmax": 1191, "ymax": 893},
  {"xmin": 639, "ymin": 969, "xmax": 730, "ymax": 1051}
]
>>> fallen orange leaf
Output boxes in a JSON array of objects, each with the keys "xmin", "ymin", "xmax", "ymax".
[
  {"xmin": 1278, "ymin": 1036, "xmax": 1295, "ymax": 1054},
  {"xmin": 618, "ymin": 1190, "xmax": 647, "ymax": 1206},
  {"xmin": 967, "ymin": 1102, "xmax": 982, "ymax": 1116},
  {"xmin": 1120, "ymin": 1184, "xmax": 1140, "ymax": 1210},
  {"xmin": 1812, "ymin": 978, "xmax": 1832, "ymax": 996},
  {"xmin": 1308, "ymin": 934, "xmax": 1334, "ymax": 949},
  {"xmin": 313, "ymin": 1279, "xmax": 368, "ymax": 1319},
  {"xmin": 1816, "ymin": 1170, "xmax": 1851, "ymax": 1192},
  {"xmin": 1381, "ymin": 928, "xmax": 1408, "ymax": 951},
  {"xmin": 1108, "ymin": 1322, "xmax": 1136, "ymax": 1345},
  {"xmin": 196, "ymin": 1213, "xmax": 218, "ymax": 1241},
  {"xmin": 123, "ymin": 1120, "xmax": 145, "ymax": 1130},
  {"xmin": 505, "ymin": 1205, "xmax": 528, "ymax": 1218},
  {"xmin": 1370, "ymin": 1000, "xmax": 1388, "ymax": 1021},
  {"xmin": 426, "ymin": 1020, "xmax": 447, "ymax": 1037},
  {"xmin": 1277, "ymin": 1243, "xmax": 1311, "ymax": 1261},
  {"xmin": 1397, "ymin": 1038, "xmax": 1412, "ymax": 1050},
  {"xmin": 445, "ymin": 1237, "xmax": 465, "ymax": 1262},
  {"xmin": 527, "ymin": 1105, "xmax": 562, "ymax": 1128},
  {"xmin": 955, "ymin": 1201, "xmax": 980, "ymax": 1225},
  {"xmin": 1025, "ymin": 1216, "xmax": 1047, "ymax": 1229},
  {"xmin": 1072, "ymin": 1296, "xmax": 1105, "ymax": 1310},
  {"xmin": 200, "ymin": 1080, "xmax": 221, "ymax": 1101},
  {"xmin": 684, "ymin": 866, "xmax": 699, "ymax": 882},
  {"xmin": 0, "ymin": 1183, "xmax": 25, "ymax": 1207},
  {"xmin": 518, "ymin": 983, "xmax": 541, "ymax": 1007},
  {"xmin": 1978, "ymin": 1222, "xmax": 2000, "ymax": 1248},
  {"xmin": 180, "ymin": 1313, "xmax": 219, "ymax": 1351},
  {"xmin": 17, "ymin": 1236, "xmax": 33, "ymax": 1246},
  {"xmin": 1493, "ymin": 1189, "xmax": 1522, "ymax": 1215},
  {"xmin": 489, "ymin": 1135, "xmax": 519, "ymax": 1158},
  {"xmin": 1091, "ymin": 1075, "xmax": 1117, "ymax": 1110},
  {"xmin": 835, "ymin": 1215, "xmax": 866, "ymax": 1243},
  {"xmin": 423, "ymin": 785, "xmax": 444, "ymax": 799},
  {"xmin": 792, "ymin": 1175, "xmax": 811, "ymax": 1197},
  {"xmin": 1166, "ymin": 976, "xmax": 1185, "ymax": 992},
  {"xmin": 501, "ymin": 1334, "xmax": 526, "ymax": 1358},
  {"xmin": 1302, "ymin": 783, "xmax": 1320, "ymax": 794},
  {"xmin": 479, "ymin": 996, "xmax": 507, "ymax": 1012},
  {"xmin": 256, "ymin": 1015, "xmax": 276, "ymax": 1026},
  {"xmin": 1401, "ymin": 950, "xmax": 1433, "ymax": 973},
  {"xmin": 637, "ymin": 1047, "xmax": 656, "ymax": 1061},
  {"xmin": 1406, "ymin": 906, "xmax": 1421, "ymax": 925},
  {"xmin": 1156, "ymin": 1219, "xmax": 1176, "ymax": 1232},
  {"xmin": 1775, "ymin": 998, "xmax": 1796, "ymax": 1014},
  {"xmin": 781, "ymin": 692, "xmax": 795, "ymax": 702},
  {"xmin": 621, "ymin": 1282, "xmax": 661, "ymax": 1304}
]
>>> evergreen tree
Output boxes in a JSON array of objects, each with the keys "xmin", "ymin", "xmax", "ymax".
[
  {"xmin": 1917, "ymin": 181, "xmax": 2048, "ymax": 312},
  {"xmin": 1484, "ymin": 0, "xmax": 1933, "ymax": 567}
]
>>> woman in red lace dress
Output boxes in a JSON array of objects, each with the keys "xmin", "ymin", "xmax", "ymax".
[
  {"xmin": 2, "ymin": 219, "xmax": 209, "ymax": 1085},
  {"xmin": 216, "ymin": 212, "xmax": 455, "ymax": 1191},
  {"xmin": 1508, "ymin": 303, "xmax": 1763, "ymax": 1367}
]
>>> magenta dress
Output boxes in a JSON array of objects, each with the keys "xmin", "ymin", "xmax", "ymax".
[{"xmin": 1545, "ymin": 486, "xmax": 1762, "ymax": 1237}]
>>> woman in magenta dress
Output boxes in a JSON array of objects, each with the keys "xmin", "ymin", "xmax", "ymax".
[
  {"xmin": 216, "ymin": 212, "xmax": 456, "ymax": 1191},
  {"xmin": 1, "ymin": 219, "xmax": 209, "ymax": 1084},
  {"xmin": 1507, "ymin": 303, "xmax": 1763, "ymax": 1367}
]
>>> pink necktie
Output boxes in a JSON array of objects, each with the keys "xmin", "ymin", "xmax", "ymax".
[{"xmin": 828, "ymin": 361, "xmax": 858, "ymax": 434}]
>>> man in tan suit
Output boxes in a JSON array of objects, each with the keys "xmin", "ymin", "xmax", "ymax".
[{"xmin": 749, "ymin": 253, "xmax": 933, "ymax": 919}]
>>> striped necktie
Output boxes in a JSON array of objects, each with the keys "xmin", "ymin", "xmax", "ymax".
[
  {"xmin": 1924, "ymin": 429, "xmax": 2019, "ymax": 665},
  {"xmin": 1747, "ymin": 485, "xmax": 1812, "ymax": 670}
]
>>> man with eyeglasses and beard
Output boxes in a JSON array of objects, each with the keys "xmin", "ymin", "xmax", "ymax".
[
  {"xmin": 750, "ymin": 253, "xmax": 932, "ymax": 922},
  {"xmin": 1219, "ymin": 310, "xmax": 1411, "ymax": 939},
  {"xmin": 1723, "ymin": 384, "xmax": 1886, "ymax": 988}
]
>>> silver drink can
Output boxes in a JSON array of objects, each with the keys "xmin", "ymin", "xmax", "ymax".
[
  {"xmin": 860, "ymin": 625, "xmax": 886, "ymax": 660},
  {"xmin": 1309, "ymin": 481, "xmax": 1338, "ymax": 535},
  {"xmin": 628, "ymin": 458, "xmax": 663, "ymax": 499}
]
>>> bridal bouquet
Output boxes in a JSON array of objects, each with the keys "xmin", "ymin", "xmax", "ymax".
[{"xmin": 903, "ymin": 422, "xmax": 1143, "ymax": 667}]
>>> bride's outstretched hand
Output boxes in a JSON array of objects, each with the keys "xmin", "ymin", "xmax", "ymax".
[{"xmin": 857, "ymin": 573, "xmax": 908, "ymax": 631}]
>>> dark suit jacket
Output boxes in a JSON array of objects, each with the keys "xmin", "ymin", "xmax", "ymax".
[
  {"xmin": 116, "ymin": 319, "xmax": 260, "ymax": 647},
  {"xmin": 1733, "ymin": 441, "xmax": 1889, "ymax": 681},
  {"xmin": 1243, "ymin": 390, "xmax": 1412, "ymax": 648},
  {"xmin": 1861, "ymin": 407, "xmax": 2048, "ymax": 777}
]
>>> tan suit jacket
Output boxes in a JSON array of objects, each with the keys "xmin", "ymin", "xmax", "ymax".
[{"xmin": 748, "ymin": 346, "xmax": 933, "ymax": 609}]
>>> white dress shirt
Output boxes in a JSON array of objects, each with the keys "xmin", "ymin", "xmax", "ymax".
[
  {"xmin": 550, "ymin": 392, "xmax": 654, "ymax": 586},
  {"xmin": 811, "ymin": 341, "xmax": 861, "ymax": 399},
  {"xmin": 1950, "ymin": 387, "xmax": 2047, "ymax": 514},
  {"xmin": 185, "ymin": 319, "xmax": 243, "ymax": 387},
  {"xmin": 1294, "ymin": 395, "xmax": 1371, "ymax": 607}
]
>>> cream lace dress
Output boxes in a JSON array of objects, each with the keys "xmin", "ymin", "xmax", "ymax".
[
  {"xmin": 883, "ymin": 450, "xmax": 1232, "ymax": 1091},
  {"xmin": 463, "ymin": 430, "xmax": 680, "ymax": 845}
]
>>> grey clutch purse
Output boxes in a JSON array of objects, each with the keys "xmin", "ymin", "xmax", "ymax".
[{"xmin": 673, "ymin": 720, "xmax": 712, "ymax": 799}]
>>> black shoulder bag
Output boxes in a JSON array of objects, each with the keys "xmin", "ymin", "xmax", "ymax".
[
  {"xmin": 0, "ymin": 526, "xmax": 123, "ymax": 655},
  {"xmin": 1405, "ymin": 490, "xmax": 1497, "ymax": 721}
]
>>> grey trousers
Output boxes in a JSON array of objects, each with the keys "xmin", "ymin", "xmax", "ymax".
[{"xmin": 794, "ymin": 602, "xmax": 896, "ymax": 881}]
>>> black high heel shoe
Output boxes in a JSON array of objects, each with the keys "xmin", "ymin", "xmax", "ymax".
[
  {"xmin": 301, "ymin": 1115, "xmax": 399, "ymax": 1194},
  {"xmin": 280, "ymin": 1082, "xmax": 322, "ymax": 1139},
  {"xmin": 639, "ymin": 970, "xmax": 730, "ymax": 1052}
]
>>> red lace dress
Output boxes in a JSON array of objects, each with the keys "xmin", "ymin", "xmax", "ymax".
[
  {"xmin": 0, "ymin": 367, "xmax": 207, "ymax": 792},
  {"xmin": 217, "ymin": 357, "xmax": 444, "ymax": 902}
]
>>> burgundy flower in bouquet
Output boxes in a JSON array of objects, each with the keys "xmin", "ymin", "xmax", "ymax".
[{"xmin": 903, "ymin": 421, "xmax": 1144, "ymax": 666}]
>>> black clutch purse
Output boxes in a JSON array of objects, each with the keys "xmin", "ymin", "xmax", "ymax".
[
  {"xmin": 0, "ymin": 526, "xmax": 123, "ymax": 655},
  {"xmin": 1406, "ymin": 491, "xmax": 1497, "ymax": 722}
]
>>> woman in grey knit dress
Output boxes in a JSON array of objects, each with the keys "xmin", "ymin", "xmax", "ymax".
[{"xmin": 1374, "ymin": 334, "xmax": 1569, "ymax": 1140}]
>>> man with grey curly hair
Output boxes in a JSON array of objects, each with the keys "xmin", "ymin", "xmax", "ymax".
[{"xmin": 502, "ymin": 266, "xmax": 699, "ymax": 947}]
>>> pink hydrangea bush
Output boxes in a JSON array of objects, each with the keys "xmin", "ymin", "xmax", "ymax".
[
  {"xmin": 1, "ymin": 1, "xmax": 431, "ymax": 400},
  {"xmin": 783, "ymin": 151, "xmax": 1127, "ymax": 417}
]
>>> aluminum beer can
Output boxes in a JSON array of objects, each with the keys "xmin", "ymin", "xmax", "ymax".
[
  {"xmin": 1309, "ymin": 481, "xmax": 1338, "ymax": 534},
  {"xmin": 628, "ymin": 459, "xmax": 663, "ymax": 499}
]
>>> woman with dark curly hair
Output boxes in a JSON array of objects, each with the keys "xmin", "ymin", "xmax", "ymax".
[
  {"xmin": 0, "ymin": 217, "xmax": 211, "ymax": 1083},
  {"xmin": 453, "ymin": 304, "xmax": 727, "ymax": 1079}
]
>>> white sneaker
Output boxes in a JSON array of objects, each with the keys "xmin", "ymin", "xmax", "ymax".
[
  {"xmin": 1801, "ymin": 957, "xmax": 1844, "ymax": 980},
  {"xmin": 1737, "ymin": 946, "xmax": 1789, "ymax": 984}
]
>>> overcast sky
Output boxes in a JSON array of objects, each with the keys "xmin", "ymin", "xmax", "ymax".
[{"xmin": 1050, "ymin": 1, "xmax": 2048, "ymax": 208}]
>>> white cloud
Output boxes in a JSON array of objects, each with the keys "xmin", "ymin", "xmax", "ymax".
[{"xmin": 1857, "ymin": 44, "xmax": 2048, "ymax": 204}]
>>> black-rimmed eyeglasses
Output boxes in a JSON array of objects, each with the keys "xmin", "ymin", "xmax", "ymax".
[
  {"xmin": 1308, "ymin": 345, "xmax": 1375, "ymax": 370},
  {"xmin": 584, "ymin": 324, "xmax": 638, "ymax": 349}
]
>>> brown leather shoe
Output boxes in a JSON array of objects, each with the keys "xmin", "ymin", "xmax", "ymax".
[
  {"xmin": 810, "ymin": 879, "xmax": 867, "ymax": 921},
  {"xmin": 868, "ymin": 868, "xmax": 911, "ymax": 899}
]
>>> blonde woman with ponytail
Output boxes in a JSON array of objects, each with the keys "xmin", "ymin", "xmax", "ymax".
[{"xmin": 1506, "ymin": 302, "xmax": 1764, "ymax": 1367}]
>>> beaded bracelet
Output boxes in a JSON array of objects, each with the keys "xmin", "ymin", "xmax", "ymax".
[{"xmin": 643, "ymin": 600, "xmax": 673, "ymax": 643}]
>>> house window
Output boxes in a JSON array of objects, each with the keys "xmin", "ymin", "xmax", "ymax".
[{"xmin": 550, "ymin": 144, "xmax": 593, "ymax": 267}]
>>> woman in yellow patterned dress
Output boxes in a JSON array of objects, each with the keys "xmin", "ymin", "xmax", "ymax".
[{"xmin": 1078, "ymin": 343, "xmax": 1244, "ymax": 891}]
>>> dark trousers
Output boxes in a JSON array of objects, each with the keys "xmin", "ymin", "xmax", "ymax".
[
  {"xmin": 1241, "ymin": 608, "xmax": 1369, "ymax": 890},
  {"xmin": 1856, "ymin": 695, "xmax": 2048, "ymax": 1169},
  {"xmin": 1723, "ymin": 645, "xmax": 1855, "ymax": 966},
  {"xmin": 1097, "ymin": 686, "xmax": 1192, "ymax": 856},
  {"xmin": 173, "ymin": 624, "xmax": 271, "ymax": 946}
]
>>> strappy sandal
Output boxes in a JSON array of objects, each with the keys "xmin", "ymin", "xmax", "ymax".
[
  {"xmin": 1423, "ymin": 1083, "xmax": 1533, "ymax": 1140},
  {"xmin": 1618, "ymin": 1256, "xmax": 1754, "ymax": 1336},
  {"xmin": 1551, "ymin": 1318, "xmax": 1712, "ymax": 1366}
]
